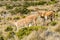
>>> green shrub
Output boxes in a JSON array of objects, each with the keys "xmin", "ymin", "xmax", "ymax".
[
  {"xmin": 5, "ymin": 26, "xmax": 13, "ymax": 32},
  {"xmin": 9, "ymin": 7, "xmax": 30, "ymax": 15},
  {"xmin": 7, "ymin": 31, "xmax": 15, "ymax": 39},
  {"xmin": 10, "ymin": 0, "xmax": 17, "ymax": 1},
  {"xmin": 13, "ymin": 16, "xmax": 20, "ymax": 20},
  {"xmin": 55, "ymin": 13, "xmax": 58, "ymax": 17},
  {"xmin": 7, "ymin": 17, "xmax": 12, "ymax": 20},
  {"xmin": 24, "ymin": 1, "xmax": 46, "ymax": 7},
  {"xmin": 0, "ymin": 17, "xmax": 2, "ymax": 20},
  {"xmin": 50, "ymin": 21, "xmax": 57, "ymax": 26},
  {"xmin": 1, "ymin": 0, "xmax": 4, "ymax": 1},
  {"xmin": 51, "ymin": 0, "xmax": 55, "ymax": 1},
  {"xmin": 0, "ymin": 36, "xmax": 4, "ymax": 40},
  {"xmin": 14, "ymin": 7, "xmax": 21, "ymax": 13},
  {"xmin": 16, "ymin": 26, "xmax": 47, "ymax": 39},
  {"xmin": 22, "ymin": 15, "xmax": 26, "ymax": 18},
  {"xmin": 19, "ymin": 7, "xmax": 30, "ymax": 14},
  {"xmin": 47, "ymin": 0, "xmax": 57, "ymax": 5},
  {"xmin": 9, "ymin": 10, "xmax": 16, "ymax": 15},
  {"xmin": 0, "ymin": 4, "xmax": 3, "ymax": 7},
  {"xmin": 0, "ymin": 32, "xmax": 4, "ymax": 40},
  {"xmin": 6, "ymin": 5, "xmax": 13, "ymax": 9}
]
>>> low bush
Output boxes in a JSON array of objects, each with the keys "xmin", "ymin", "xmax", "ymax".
[
  {"xmin": 13, "ymin": 16, "xmax": 20, "ymax": 20},
  {"xmin": 0, "ymin": 36, "xmax": 4, "ymax": 40},
  {"xmin": 47, "ymin": 0, "xmax": 57, "ymax": 5},
  {"xmin": 0, "ymin": 17, "xmax": 2, "ymax": 20},
  {"xmin": 22, "ymin": 15, "xmax": 26, "ymax": 18},
  {"xmin": 16, "ymin": 26, "xmax": 47, "ymax": 39},
  {"xmin": 55, "ymin": 13, "xmax": 58, "ymax": 17},
  {"xmin": 9, "ymin": 10, "xmax": 16, "ymax": 15},
  {"xmin": 6, "ymin": 5, "xmax": 13, "ymax": 9},
  {"xmin": 16, "ymin": 7, "xmax": 30, "ymax": 14},
  {"xmin": 7, "ymin": 17, "xmax": 12, "ymax": 20},
  {"xmin": 7, "ymin": 31, "xmax": 15, "ymax": 39},
  {"xmin": 10, "ymin": 0, "xmax": 17, "ymax": 1},
  {"xmin": 50, "ymin": 21, "xmax": 57, "ymax": 26},
  {"xmin": 10, "ymin": 7, "xmax": 30, "ymax": 15},
  {"xmin": 24, "ymin": 1, "xmax": 46, "ymax": 7},
  {"xmin": 5, "ymin": 26, "xmax": 13, "ymax": 32}
]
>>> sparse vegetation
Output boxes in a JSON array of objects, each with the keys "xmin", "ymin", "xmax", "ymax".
[
  {"xmin": 55, "ymin": 13, "xmax": 59, "ymax": 17},
  {"xmin": 22, "ymin": 15, "xmax": 26, "ymax": 18},
  {"xmin": 6, "ymin": 5, "xmax": 13, "ymax": 9},
  {"xmin": 9, "ymin": 7, "xmax": 30, "ymax": 15},
  {"xmin": 7, "ymin": 31, "xmax": 15, "ymax": 39},
  {"xmin": 7, "ymin": 17, "xmax": 12, "ymax": 20},
  {"xmin": 16, "ymin": 26, "xmax": 47, "ymax": 39},
  {"xmin": 47, "ymin": 0, "xmax": 57, "ymax": 5},
  {"xmin": 50, "ymin": 21, "xmax": 57, "ymax": 26},
  {"xmin": 10, "ymin": 0, "xmax": 17, "ymax": 1},
  {"xmin": 5, "ymin": 26, "xmax": 13, "ymax": 32},
  {"xmin": 24, "ymin": 1, "xmax": 47, "ymax": 7},
  {"xmin": 0, "ymin": 36, "xmax": 4, "ymax": 40},
  {"xmin": 16, "ymin": 7, "xmax": 30, "ymax": 14},
  {"xmin": 13, "ymin": 16, "xmax": 20, "ymax": 20},
  {"xmin": 0, "ymin": 0, "xmax": 60, "ymax": 40}
]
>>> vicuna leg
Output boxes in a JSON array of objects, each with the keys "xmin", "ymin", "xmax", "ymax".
[
  {"xmin": 33, "ymin": 18, "xmax": 37, "ymax": 26},
  {"xmin": 33, "ymin": 20, "xmax": 36, "ymax": 26},
  {"xmin": 50, "ymin": 16, "xmax": 53, "ymax": 21},
  {"xmin": 44, "ymin": 16, "xmax": 48, "ymax": 26},
  {"xmin": 45, "ymin": 16, "xmax": 48, "ymax": 21},
  {"xmin": 41, "ymin": 17, "xmax": 45, "ymax": 26},
  {"xmin": 50, "ymin": 14, "xmax": 55, "ymax": 21}
]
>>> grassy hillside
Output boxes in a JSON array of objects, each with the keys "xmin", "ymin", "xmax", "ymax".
[{"xmin": 0, "ymin": 0, "xmax": 60, "ymax": 40}]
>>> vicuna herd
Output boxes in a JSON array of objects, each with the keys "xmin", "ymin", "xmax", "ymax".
[{"xmin": 9, "ymin": 10, "xmax": 55, "ymax": 31}]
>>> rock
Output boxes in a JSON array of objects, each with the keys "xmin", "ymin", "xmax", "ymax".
[
  {"xmin": 40, "ymin": 30, "xmax": 60, "ymax": 40},
  {"xmin": 46, "ymin": 33, "xmax": 60, "ymax": 40}
]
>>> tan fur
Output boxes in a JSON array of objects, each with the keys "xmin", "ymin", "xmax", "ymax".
[
  {"xmin": 37, "ymin": 10, "xmax": 55, "ymax": 26},
  {"xmin": 9, "ymin": 10, "xmax": 55, "ymax": 31},
  {"xmin": 38, "ymin": 11, "xmax": 55, "ymax": 21},
  {"xmin": 44, "ymin": 11, "xmax": 55, "ymax": 21},
  {"xmin": 9, "ymin": 13, "xmax": 39, "ymax": 31},
  {"xmin": 35, "ymin": 8, "xmax": 54, "ymax": 20}
]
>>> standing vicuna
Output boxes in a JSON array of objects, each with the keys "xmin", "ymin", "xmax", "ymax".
[
  {"xmin": 38, "ymin": 10, "xmax": 55, "ymax": 26},
  {"xmin": 35, "ymin": 8, "xmax": 55, "ymax": 22},
  {"xmin": 35, "ymin": 7, "xmax": 55, "ymax": 25},
  {"xmin": 9, "ymin": 12, "xmax": 40, "ymax": 32},
  {"xmin": 45, "ymin": 11, "xmax": 55, "ymax": 21},
  {"xmin": 39, "ymin": 11, "xmax": 55, "ymax": 21}
]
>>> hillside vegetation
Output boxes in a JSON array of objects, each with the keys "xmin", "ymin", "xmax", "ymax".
[{"xmin": 0, "ymin": 0, "xmax": 60, "ymax": 40}]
